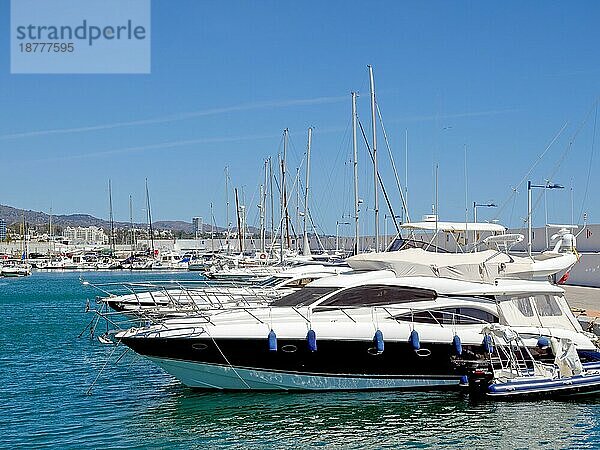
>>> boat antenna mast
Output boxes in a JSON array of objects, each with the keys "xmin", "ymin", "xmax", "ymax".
[{"xmin": 368, "ymin": 65, "xmax": 379, "ymax": 252}]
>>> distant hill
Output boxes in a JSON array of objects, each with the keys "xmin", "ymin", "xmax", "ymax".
[
  {"xmin": 0, "ymin": 203, "xmax": 228, "ymax": 233},
  {"xmin": 0, "ymin": 204, "xmax": 117, "ymax": 228}
]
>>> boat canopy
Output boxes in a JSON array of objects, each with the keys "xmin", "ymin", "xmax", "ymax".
[
  {"xmin": 346, "ymin": 248, "xmax": 577, "ymax": 283},
  {"xmin": 400, "ymin": 221, "xmax": 506, "ymax": 233}
]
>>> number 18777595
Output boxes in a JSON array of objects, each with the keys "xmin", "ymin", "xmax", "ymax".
[{"xmin": 19, "ymin": 42, "xmax": 74, "ymax": 52}]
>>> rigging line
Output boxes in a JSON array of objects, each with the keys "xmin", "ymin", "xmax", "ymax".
[
  {"xmin": 245, "ymin": 164, "xmax": 263, "ymax": 229},
  {"xmin": 578, "ymin": 103, "xmax": 598, "ymax": 223},
  {"xmin": 358, "ymin": 118, "xmax": 401, "ymax": 235},
  {"xmin": 309, "ymin": 121, "xmax": 349, "ymax": 234},
  {"xmin": 266, "ymin": 156, "xmax": 305, "ymax": 254},
  {"xmin": 533, "ymin": 98, "xmax": 600, "ymax": 226},
  {"xmin": 307, "ymin": 208, "xmax": 326, "ymax": 252},
  {"xmin": 208, "ymin": 165, "xmax": 227, "ymax": 214},
  {"xmin": 376, "ymin": 102, "xmax": 411, "ymax": 223},
  {"xmin": 286, "ymin": 130, "xmax": 302, "ymax": 164},
  {"xmin": 205, "ymin": 328, "xmax": 251, "ymax": 389},
  {"xmin": 493, "ymin": 121, "xmax": 568, "ymax": 221},
  {"xmin": 547, "ymin": 97, "xmax": 600, "ymax": 183},
  {"xmin": 508, "ymin": 188, "xmax": 517, "ymax": 230},
  {"xmin": 210, "ymin": 205, "xmax": 224, "ymax": 249},
  {"xmin": 86, "ymin": 340, "xmax": 123, "ymax": 395}
]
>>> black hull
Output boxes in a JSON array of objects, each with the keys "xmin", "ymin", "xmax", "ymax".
[{"xmin": 120, "ymin": 335, "xmax": 477, "ymax": 379}]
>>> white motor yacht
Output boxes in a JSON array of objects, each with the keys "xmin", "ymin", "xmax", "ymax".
[{"xmin": 114, "ymin": 224, "xmax": 595, "ymax": 390}]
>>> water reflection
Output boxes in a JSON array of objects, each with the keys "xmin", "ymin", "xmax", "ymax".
[{"xmin": 133, "ymin": 384, "xmax": 600, "ymax": 449}]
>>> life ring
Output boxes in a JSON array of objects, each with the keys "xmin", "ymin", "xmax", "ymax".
[{"xmin": 259, "ymin": 253, "xmax": 267, "ymax": 260}]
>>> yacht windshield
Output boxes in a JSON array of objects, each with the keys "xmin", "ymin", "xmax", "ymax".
[
  {"xmin": 271, "ymin": 287, "xmax": 337, "ymax": 307},
  {"xmin": 255, "ymin": 276, "xmax": 290, "ymax": 288},
  {"xmin": 387, "ymin": 237, "xmax": 449, "ymax": 253}
]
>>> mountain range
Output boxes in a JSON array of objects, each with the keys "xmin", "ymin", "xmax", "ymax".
[{"xmin": 0, "ymin": 203, "xmax": 221, "ymax": 233}]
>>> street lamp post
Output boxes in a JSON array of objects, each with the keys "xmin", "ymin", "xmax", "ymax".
[
  {"xmin": 472, "ymin": 202, "xmax": 497, "ymax": 245},
  {"xmin": 527, "ymin": 181, "xmax": 564, "ymax": 256},
  {"xmin": 472, "ymin": 202, "xmax": 497, "ymax": 223}
]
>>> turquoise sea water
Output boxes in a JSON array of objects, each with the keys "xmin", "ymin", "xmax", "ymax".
[{"xmin": 1, "ymin": 271, "xmax": 600, "ymax": 449}]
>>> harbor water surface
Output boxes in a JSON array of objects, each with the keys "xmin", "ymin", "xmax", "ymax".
[{"xmin": 1, "ymin": 271, "xmax": 599, "ymax": 449}]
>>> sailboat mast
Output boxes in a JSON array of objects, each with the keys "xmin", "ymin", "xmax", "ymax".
[
  {"xmin": 259, "ymin": 184, "xmax": 265, "ymax": 253},
  {"xmin": 303, "ymin": 127, "xmax": 312, "ymax": 255},
  {"xmin": 351, "ymin": 92, "xmax": 360, "ymax": 255},
  {"xmin": 282, "ymin": 128, "xmax": 291, "ymax": 251},
  {"xmin": 225, "ymin": 166, "xmax": 230, "ymax": 254},
  {"xmin": 269, "ymin": 157, "xmax": 274, "ymax": 255},
  {"xmin": 210, "ymin": 202, "xmax": 215, "ymax": 252},
  {"xmin": 145, "ymin": 178, "xmax": 155, "ymax": 258},
  {"xmin": 278, "ymin": 153, "xmax": 284, "ymax": 263},
  {"xmin": 235, "ymin": 188, "xmax": 243, "ymax": 254},
  {"xmin": 405, "ymin": 129, "xmax": 409, "ymax": 222},
  {"xmin": 260, "ymin": 159, "xmax": 268, "ymax": 254},
  {"xmin": 368, "ymin": 65, "xmax": 379, "ymax": 252},
  {"xmin": 435, "ymin": 164, "xmax": 439, "ymax": 253},
  {"xmin": 49, "ymin": 205, "xmax": 53, "ymax": 255},
  {"xmin": 129, "ymin": 194, "xmax": 134, "ymax": 256},
  {"xmin": 295, "ymin": 167, "xmax": 300, "ymax": 253},
  {"xmin": 108, "ymin": 179, "xmax": 115, "ymax": 255},
  {"xmin": 22, "ymin": 211, "xmax": 26, "ymax": 258}
]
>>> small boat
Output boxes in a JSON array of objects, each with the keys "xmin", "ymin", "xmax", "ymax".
[
  {"xmin": 467, "ymin": 324, "xmax": 600, "ymax": 399},
  {"xmin": 0, "ymin": 260, "xmax": 32, "ymax": 277},
  {"xmin": 151, "ymin": 251, "xmax": 189, "ymax": 270}
]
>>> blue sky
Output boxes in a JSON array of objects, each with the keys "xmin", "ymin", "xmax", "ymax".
[{"xmin": 2, "ymin": 1, "xmax": 600, "ymax": 235}]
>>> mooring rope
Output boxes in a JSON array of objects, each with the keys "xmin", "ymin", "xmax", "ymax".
[{"xmin": 205, "ymin": 328, "xmax": 251, "ymax": 389}]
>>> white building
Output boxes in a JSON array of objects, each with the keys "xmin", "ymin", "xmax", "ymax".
[
  {"xmin": 62, "ymin": 226, "xmax": 108, "ymax": 245},
  {"xmin": 192, "ymin": 217, "xmax": 203, "ymax": 232}
]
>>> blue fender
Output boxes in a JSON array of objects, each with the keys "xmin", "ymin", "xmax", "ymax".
[
  {"xmin": 453, "ymin": 334, "xmax": 462, "ymax": 356},
  {"xmin": 410, "ymin": 329, "xmax": 420, "ymax": 351},
  {"xmin": 307, "ymin": 329, "xmax": 317, "ymax": 352},
  {"xmin": 374, "ymin": 329, "xmax": 384, "ymax": 353},
  {"xmin": 268, "ymin": 329, "xmax": 277, "ymax": 352}
]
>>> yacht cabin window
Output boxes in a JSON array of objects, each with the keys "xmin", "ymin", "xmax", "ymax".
[
  {"xmin": 393, "ymin": 307, "xmax": 499, "ymax": 325},
  {"xmin": 271, "ymin": 287, "xmax": 337, "ymax": 307},
  {"xmin": 282, "ymin": 277, "xmax": 321, "ymax": 288},
  {"xmin": 513, "ymin": 297, "xmax": 535, "ymax": 317},
  {"xmin": 533, "ymin": 295, "xmax": 563, "ymax": 317},
  {"xmin": 317, "ymin": 285, "xmax": 437, "ymax": 308}
]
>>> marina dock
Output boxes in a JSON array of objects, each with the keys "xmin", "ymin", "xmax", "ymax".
[{"xmin": 565, "ymin": 285, "xmax": 600, "ymax": 336}]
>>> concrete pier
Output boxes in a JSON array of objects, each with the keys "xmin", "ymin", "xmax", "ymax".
[{"xmin": 564, "ymin": 285, "xmax": 600, "ymax": 336}]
